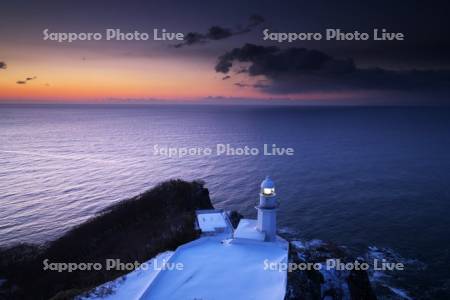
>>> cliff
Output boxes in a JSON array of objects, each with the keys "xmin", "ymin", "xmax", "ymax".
[
  {"xmin": 0, "ymin": 180, "xmax": 377, "ymax": 300},
  {"xmin": 285, "ymin": 239, "xmax": 377, "ymax": 300},
  {"xmin": 0, "ymin": 179, "xmax": 213, "ymax": 300}
]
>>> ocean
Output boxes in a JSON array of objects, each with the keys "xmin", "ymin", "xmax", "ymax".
[{"xmin": 1, "ymin": 104, "xmax": 449, "ymax": 298}]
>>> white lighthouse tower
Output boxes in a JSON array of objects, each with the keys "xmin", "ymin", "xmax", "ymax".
[{"xmin": 256, "ymin": 176, "xmax": 279, "ymax": 241}]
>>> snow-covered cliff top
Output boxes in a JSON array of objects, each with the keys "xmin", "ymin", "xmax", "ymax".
[
  {"xmin": 141, "ymin": 236, "xmax": 288, "ymax": 299},
  {"xmin": 81, "ymin": 210, "xmax": 289, "ymax": 300}
]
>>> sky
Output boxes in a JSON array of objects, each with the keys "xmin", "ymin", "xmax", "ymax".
[{"xmin": 1, "ymin": 0, "xmax": 450, "ymax": 105}]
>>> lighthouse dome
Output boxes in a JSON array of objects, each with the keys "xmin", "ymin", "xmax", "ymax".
[{"xmin": 261, "ymin": 176, "xmax": 275, "ymax": 196}]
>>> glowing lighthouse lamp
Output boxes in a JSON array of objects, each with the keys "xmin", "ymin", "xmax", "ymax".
[{"xmin": 256, "ymin": 176, "xmax": 279, "ymax": 241}]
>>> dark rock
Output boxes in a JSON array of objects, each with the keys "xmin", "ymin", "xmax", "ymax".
[
  {"xmin": 285, "ymin": 240, "xmax": 377, "ymax": 300},
  {"xmin": 285, "ymin": 243, "xmax": 323, "ymax": 300},
  {"xmin": 348, "ymin": 266, "xmax": 377, "ymax": 300},
  {"xmin": 228, "ymin": 210, "xmax": 244, "ymax": 229},
  {"xmin": 0, "ymin": 179, "xmax": 213, "ymax": 300}
]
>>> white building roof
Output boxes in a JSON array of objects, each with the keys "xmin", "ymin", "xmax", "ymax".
[
  {"xmin": 234, "ymin": 219, "xmax": 266, "ymax": 241},
  {"xmin": 196, "ymin": 209, "xmax": 233, "ymax": 233},
  {"xmin": 196, "ymin": 210, "xmax": 228, "ymax": 233}
]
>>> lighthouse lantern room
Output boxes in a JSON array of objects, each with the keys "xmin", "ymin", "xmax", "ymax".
[{"xmin": 256, "ymin": 176, "xmax": 279, "ymax": 241}]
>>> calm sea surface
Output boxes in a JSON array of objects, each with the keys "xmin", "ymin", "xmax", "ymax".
[{"xmin": 1, "ymin": 104, "xmax": 449, "ymax": 297}]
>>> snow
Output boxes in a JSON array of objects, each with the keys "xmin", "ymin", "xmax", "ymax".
[
  {"xmin": 82, "ymin": 237, "xmax": 288, "ymax": 300},
  {"xmin": 234, "ymin": 218, "xmax": 266, "ymax": 241},
  {"xmin": 82, "ymin": 211, "xmax": 288, "ymax": 300},
  {"xmin": 140, "ymin": 236, "xmax": 288, "ymax": 300},
  {"xmin": 78, "ymin": 252, "xmax": 174, "ymax": 300},
  {"xmin": 196, "ymin": 210, "xmax": 228, "ymax": 233}
]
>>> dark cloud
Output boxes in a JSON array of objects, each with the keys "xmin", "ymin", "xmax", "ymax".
[
  {"xmin": 215, "ymin": 44, "xmax": 352, "ymax": 75},
  {"xmin": 207, "ymin": 26, "xmax": 233, "ymax": 40},
  {"xmin": 0, "ymin": 62, "xmax": 6, "ymax": 69},
  {"xmin": 222, "ymin": 75, "xmax": 231, "ymax": 80},
  {"xmin": 216, "ymin": 44, "xmax": 450, "ymax": 94},
  {"xmin": 177, "ymin": 32, "xmax": 205, "ymax": 47},
  {"xmin": 174, "ymin": 15, "xmax": 264, "ymax": 48},
  {"xmin": 234, "ymin": 81, "xmax": 269, "ymax": 89},
  {"xmin": 16, "ymin": 76, "xmax": 37, "ymax": 84},
  {"xmin": 236, "ymin": 67, "xmax": 248, "ymax": 74},
  {"xmin": 248, "ymin": 14, "xmax": 265, "ymax": 27},
  {"xmin": 253, "ymin": 82, "xmax": 270, "ymax": 89}
]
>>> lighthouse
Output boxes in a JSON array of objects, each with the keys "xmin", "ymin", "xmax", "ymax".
[{"xmin": 256, "ymin": 176, "xmax": 279, "ymax": 241}]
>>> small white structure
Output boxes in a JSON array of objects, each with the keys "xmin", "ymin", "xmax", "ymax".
[
  {"xmin": 234, "ymin": 176, "xmax": 279, "ymax": 242},
  {"xmin": 195, "ymin": 209, "xmax": 232, "ymax": 235}
]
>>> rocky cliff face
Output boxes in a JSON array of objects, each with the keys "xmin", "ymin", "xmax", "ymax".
[
  {"xmin": 285, "ymin": 239, "xmax": 377, "ymax": 300},
  {"xmin": 0, "ymin": 180, "xmax": 213, "ymax": 300},
  {"xmin": 221, "ymin": 207, "xmax": 378, "ymax": 300}
]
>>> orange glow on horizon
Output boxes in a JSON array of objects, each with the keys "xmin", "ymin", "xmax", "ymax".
[
  {"xmin": 0, "ymin": 48, "xmax": 263, "ymax": 101},
  {"xmin": 0, "ymin": 44, "xmax": 366, "ymax": 103}
]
